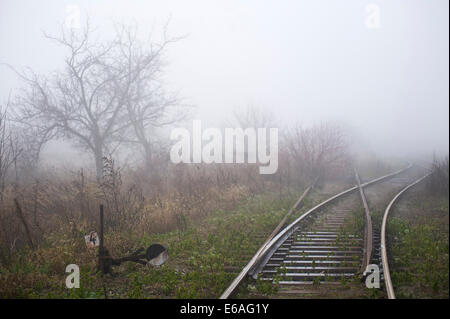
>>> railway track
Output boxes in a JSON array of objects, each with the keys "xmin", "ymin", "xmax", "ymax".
[
  {"xmin": 220, "ymin": 164, "xmax": 431, "ymax": 299},
  {"xmin": 380, "ymin": 173, "xmax": 431, "ymax": 299}
]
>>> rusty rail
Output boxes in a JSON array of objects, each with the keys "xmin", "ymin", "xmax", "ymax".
[
  {"xmin": 266, "ymin": 178, "xmax": 318, "ymax": 245},
  {"xmin": 219, "ymin": 180, "xmax": 316, "ymax": 299},
  {"xmin": 381, "ymin": 172, "xmax": 430, "ymax": 299},
  {"xmin": 220, "ymin": 164, "xmax": 412, "ymax": 299},
  {"xmin": 354, "ymin": 169, "xmax": 372, "ymax": 274}
]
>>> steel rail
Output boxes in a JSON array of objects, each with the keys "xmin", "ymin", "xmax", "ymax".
[
  {"xmin": 380, "ymin": 172, "xmax": 430, "ymax": 299},
  {"xmin": 266, "ymin": 176, "xmax": 319, "ymax": 245},
  {"xmin": 219, "ymin": 181, "xmax": 316, "ymax": 299},
  {"xmin": 354, "ymin": 169, "xmax": 372, "ymax": 274},
  {"xmin": 220, "ymin": 164, "xmax": 412, "ymax": 299},
  {"xmin": 248, "ymin": 164, "xmax": 412, "ymax": 280}
]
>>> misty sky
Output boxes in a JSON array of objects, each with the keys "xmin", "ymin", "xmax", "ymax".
[{"xmin": 0, "ymin": 0, "xmax": 448, "ymax": 164}]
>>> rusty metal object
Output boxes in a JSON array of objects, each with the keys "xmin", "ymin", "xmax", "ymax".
[
  {"xmin": 380, "ymin": 172, "xmax": 430, "ymax": 299},
  {"xmin": 220, "ymin": 164, "xmax": 412, "ymax": 299},
  {"xmin": 264, "ymin": 180, "xmax": 317, "ymax": 252},
  {"xmin": 354, "ymin": 169, "xmax": 372, "ymax": 274},
  {"xmin": 146, "ymin": 244, "xmax": 169, "ymax": 266},
  {"xmin": 97, "ymin": 205, "xmax": 168, "ymax": 274}
]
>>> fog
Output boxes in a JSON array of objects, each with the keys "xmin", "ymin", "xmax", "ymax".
[{"xmin": 0, "ymin": 0, "xmax": 448, "ymax": 166}]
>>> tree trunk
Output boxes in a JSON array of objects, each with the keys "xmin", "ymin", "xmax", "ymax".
[
  {"xmin": 94, "ymin": 148, "xmax": 103, "ymax": 182},
  {"xmin": 143, "ymin": 142, "xmax": 154, "ymax": 179}
]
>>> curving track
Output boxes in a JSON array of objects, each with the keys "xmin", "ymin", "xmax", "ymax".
[
  {"xmin": 221, "ymin": 164, "xmax": 430, "ymax": 299},
  {"xmin": 380, "ymin": 173, "xmax": 431, "ymax": 299}
]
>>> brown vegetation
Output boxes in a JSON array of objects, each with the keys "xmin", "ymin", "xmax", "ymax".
[{"xmin": 0, "ymin": 22, "xmax": 354, "ymax": 298}]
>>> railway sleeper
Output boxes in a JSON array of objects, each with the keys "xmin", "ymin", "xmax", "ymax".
[
  {"xmin": 260, "ymin": 272, "xmax": 356, "ymax": 281},
  {"xmin": 294, "ymin": 234, "xmax": 362, "ymax": 239},
  {"xmin": 272, "ymin": 254, "xmax": 361, "ymax": 262},
  {"xmin": 277, "ymin": 249, "xmax": 362, "ymax": 255},
  {"xmin": 282, "ymin": 242, "xmax": 362, "ymax": 247},
  {"xmin": 281, "ymin": 246, "xmax": 362, "ymax": 251},
  {"xmin": 262, "ymin": 266, "xmax": 358, "ymax": 274},
  {"xmin": 265, "ymin": 261, "xmax": 360, "ymax": 268}
]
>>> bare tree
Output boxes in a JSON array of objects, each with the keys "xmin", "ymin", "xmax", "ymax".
[
  {"xmin": 10, "ymin": 21, "xmax": 183, "ymax": 180},
  {"xmin": 286, "ymin": 122, "xmax": 351, "ymax": 181},
  {"xmin": 0, "ymin": 104, "xmax": 21, "ymax": 199},
  {"xmin": 230, "ymin": 105, "xmax": 278, "ymax": 129},
  {"xmin": 114, "ymin": 23, "xmax": 186, "ymax": 174}
]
